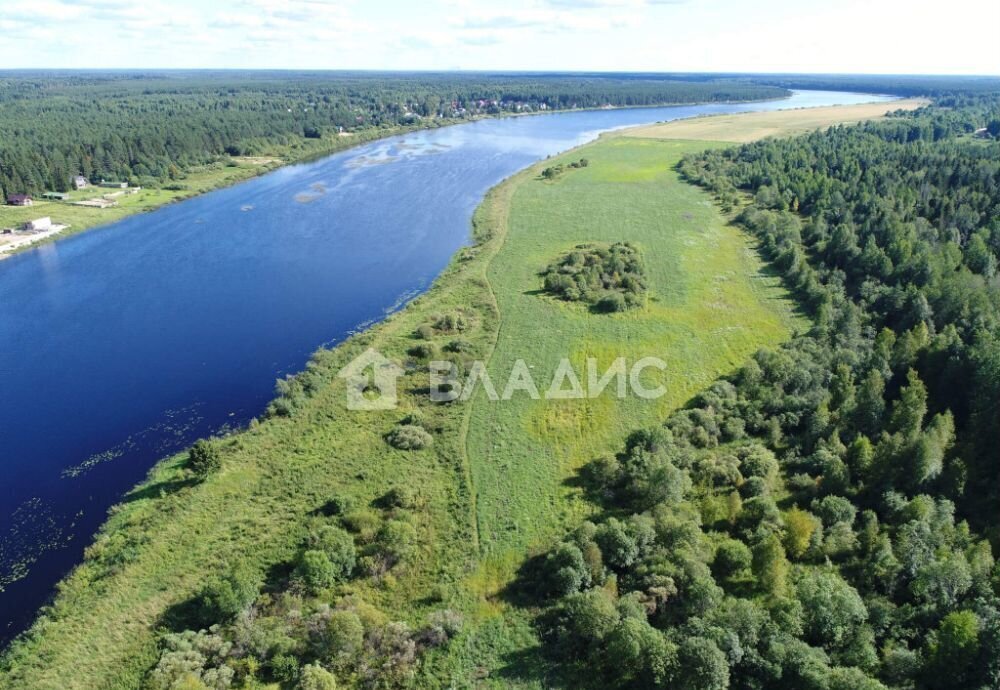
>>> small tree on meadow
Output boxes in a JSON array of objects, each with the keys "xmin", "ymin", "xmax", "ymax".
[{"xmin": 189, "ymin": 440, "xmax": 221, "ymax": 480}]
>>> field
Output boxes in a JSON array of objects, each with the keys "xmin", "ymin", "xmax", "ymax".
[
  {"xmin": 466, "ymin": 137, "xmax": 803, "ymax": 564},
  {"xmin": 626, "ymin": 98, "xmax": 929, "ymax": 142},
  {"xmin": 8, "ymin": 101, "xmax": 922, "ymax": 688}
]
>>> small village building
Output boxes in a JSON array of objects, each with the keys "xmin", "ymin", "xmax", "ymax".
[
  {"xmin": 974, "ymin": 127, "xmax": 989, "ymax": 139},
  {"xmin": 99, "ymin": 180, "xmax": 128, "ymax": 189},
  {"xmin": 7, "ymin": 194, "xmax": 33, "ymax": 207},
  {"xmin": 21, "ymin": 217, "xmax": 52, "ymax": 232},
  {"xmin": 72, "ymin": 175, "xmax": 90, "ymax": 190}
]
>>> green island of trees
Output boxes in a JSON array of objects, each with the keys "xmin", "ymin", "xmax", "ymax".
[{"xmin": 542, "ymin": 241, "xmax": 648, "ymax": 312}]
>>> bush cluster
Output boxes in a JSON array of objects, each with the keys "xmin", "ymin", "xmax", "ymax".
[{"xmin": 541, "ymin": 242, "xmax": 647, "ymax": 311}]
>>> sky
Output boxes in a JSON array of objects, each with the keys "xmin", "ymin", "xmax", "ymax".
[{"xmin": 0, "ymin": 0, "xmax": 997, "ymax": 75}]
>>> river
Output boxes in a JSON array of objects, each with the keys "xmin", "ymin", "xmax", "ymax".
[{"xmin": 0, "ymin": 90, "xmax": 891, "ymax": 641}]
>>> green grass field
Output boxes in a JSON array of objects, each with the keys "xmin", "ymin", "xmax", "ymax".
[
  {"xmin": 468, "ymin": 136, "xmax": 803, "ymax": 562},
  {"xmin": 0, "ymin": 132, "xmax": 805, "ymax": 688}
]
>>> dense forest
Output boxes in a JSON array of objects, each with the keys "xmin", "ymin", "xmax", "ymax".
[
  {"xmin": 521, "ymin": 96, "xmax": 1000, "ymax": 689},
  {"xmin": 0, "ymin": 71, "xmax": 787, "ymax": 199}
]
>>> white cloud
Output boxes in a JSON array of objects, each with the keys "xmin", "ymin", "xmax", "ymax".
[{"xmin": 0, "ymin": 0, "xmax": 996, "ymax": 74}]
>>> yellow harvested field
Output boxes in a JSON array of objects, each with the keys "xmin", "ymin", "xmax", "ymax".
[{"xmin": 624, "ymin": 98, "xmax": 930, "ymax": 143}]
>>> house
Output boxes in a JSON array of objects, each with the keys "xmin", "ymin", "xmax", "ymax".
[
  {"xmin": 974, "ymin": 127, "xmax": 989, "ymax": 139},
  {"xmin": 42, "ymin": 192, "xmax": 69, "ymax": 201},
  {"xmin": 6, "ymin": 194, "xmax": 32, "ymax": 207},
  {"xmin": 21, "ymin": 217, "xmax": 52, "ymax": 232},
  {"xmin": 72, "ymin": 175, "xmax": 89, "ymax": 190},
  {"xmin": 99, "ymin": 180, "xmax": 128, "ymax": 189}
]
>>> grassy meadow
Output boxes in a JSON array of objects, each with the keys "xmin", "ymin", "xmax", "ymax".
[
  {"xmin": 626, "ymin": 98, "xmax": 928, "ymax": 142},
  {"xmin": 461, "ymin": 138, "xmax": 804, "ymax": 643},
  {"xmin": 1, "ymin": 111, "xmax": 840, "ymax": 687}
]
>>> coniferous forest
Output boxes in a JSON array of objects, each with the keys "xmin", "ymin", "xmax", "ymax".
[{"xmin": 0, "ymin": 71, "xmax": 788, "ymax": 199}]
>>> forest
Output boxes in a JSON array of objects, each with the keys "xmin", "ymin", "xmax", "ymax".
[
  {"xmin": 519, "ymin": 96, "xmax": 1000, "ymax": 689},
  {"xmin": 0, "ymin": 71, "xmax": 788, "ymax": 199}
]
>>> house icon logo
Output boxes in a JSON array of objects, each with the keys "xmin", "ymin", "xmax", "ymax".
[{"xmin": 337, "ymin": 348, "xmax": 405, "ymax": 410}]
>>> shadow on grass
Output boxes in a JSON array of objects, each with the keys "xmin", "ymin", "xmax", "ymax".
[
  {"xmin": 493, "ymin": 643, "xmax": 559, "ymax": 687},
  {"xmin": 159, "ymin": 595, "xmax": 208, "ymax": 633},
  {"xmin": 123, "ymin": 476, "xmax": 198, "ymax": 504}
]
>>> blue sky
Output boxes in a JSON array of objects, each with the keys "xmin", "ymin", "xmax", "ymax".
[{"xmin": 0, "ymin": 0, "xmax": 997, "ymax": 74}]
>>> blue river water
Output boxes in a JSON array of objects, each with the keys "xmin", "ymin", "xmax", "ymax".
[{"xmin": 0, "ymin": 90, "xmax": 891, "ymax": 640}]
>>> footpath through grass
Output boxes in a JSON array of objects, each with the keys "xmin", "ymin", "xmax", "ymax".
[{"xmin": 2, "ymin": 124, "xmax": 814, "ymax": 687}]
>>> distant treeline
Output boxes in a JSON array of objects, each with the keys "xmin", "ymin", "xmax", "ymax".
[
  {"xmin": 0, "ymin": 72, "xmax": 788, "ymax": 198},
  {"xmin": 710, "ymin": 73, "xmax": 1000, "ymax": 98}
]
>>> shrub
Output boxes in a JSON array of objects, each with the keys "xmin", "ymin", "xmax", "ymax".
[
  {"xmin": 296, "ymin": 550, "xmax": 338, "ymax": 593},
  {"xmin": 433, "ymin": 312, "xmax": 467, "ymax": 332},
  {"xmin": 545, "ymin": 542, "xmax": 591, "ymax": 596},
  {"xmin": 307, "ymin": 526, "xmax": 356, "ymax": 581},
  {"xmin": 372, "ymin": 519, "xmax": 418, "ymax": 569},
  {"xmin": 319, "ymin": 493, "xmax": 355, "ymax": 517},
  {"xmin": 443, "ymin": 339, "xmax": 473, "ymax": 354},
  {"xmin": 378, "ymin": 485, "xmax": 419, "ymax": 510},
  {"xmin": 596, "ymin": 291, "xmax": 628, "ymax": 313},
  {"xmin": 149, "ymin": 629, "xmax": 234, "ymax": 690},
  {"xmin": 299, "ymin": 663, "xmax": 338, "ymax": 690},
  {"xmin": 426, "ymin": 609, "xmax": 463, "ymax": 639},
  {"xmin": 342, "ymin": 508, "xmax": 382, "ymax": 541},
  {"xmin": 322, "ymin": 610, "xmax": 365, "ymax": 663},
  {"xmin": 199, "ymin": 561, "xmax": 262, "ymax": 622},
  {"xmin": 189, "ymin": 440, "xmax": 221, "ymax": 480},
  {"xmin": 406, "ymin": 343, "xmax": 435, "ymax": 360},
  {"xmin": 269, "ymin": 654, "xmax": 299, "ymax": 683},
  {"xmin": 386, "ymin": 424, "xmax": 433, "ymax": 450}
]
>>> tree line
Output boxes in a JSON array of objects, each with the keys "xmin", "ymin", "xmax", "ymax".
[{"xmin": 0, "ymin": 71, "xmax": 788, "ymax": 199}]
